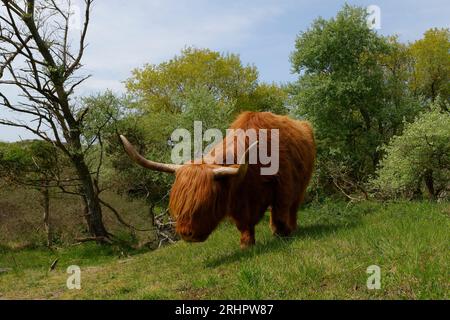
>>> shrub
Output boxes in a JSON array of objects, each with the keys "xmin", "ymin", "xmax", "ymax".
[{"xmin": 371, "ymin": 102, "xmax": 450, "ymax": 199}]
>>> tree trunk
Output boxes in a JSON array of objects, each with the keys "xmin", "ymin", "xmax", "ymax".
[
  {"xmin": 412, "ymin": 179, "xmax": 422, "ymax": 200},
  {"xmin": 40, "ymin": 183, "xmax": 52, "ymax": 247},
  {"xmin": 424, "ymin": 169, "xmax": 436, "ymax": 199},
  {"xmin": 71, "ymin": 155, "xmax": 108, "ymax": 239}
]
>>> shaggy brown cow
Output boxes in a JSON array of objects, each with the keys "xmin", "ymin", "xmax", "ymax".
[{"xmin": 120, "ymin": 112, "xmax": 316, "ymax": 248}]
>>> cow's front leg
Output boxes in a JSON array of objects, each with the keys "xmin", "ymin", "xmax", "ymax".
[{"xmin": 239, "ymin": 226, "xmax": 255, "ymax": 249}]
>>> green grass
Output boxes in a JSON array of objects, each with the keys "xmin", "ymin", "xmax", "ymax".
[{"xmin": 0, "ymin": 201, "xmax": 449, "ymax": 299}]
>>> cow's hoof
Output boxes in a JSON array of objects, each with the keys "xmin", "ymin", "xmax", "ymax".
[
  {"xmin": 240, "ymin": 237, "xmax": 255, "ymax": 249},
  {"xmin": 240, "ymin": 242, "xmax": 254, "ymax": 249},
  {"xmin": 271, "ymin": 227, "xmax": 293, "ymax": 238},
  {"xmin": 270, "ymin": 220, "xmax": 294, "ymax": 236}
]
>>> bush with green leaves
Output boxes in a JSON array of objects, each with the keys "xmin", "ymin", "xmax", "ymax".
[
  {"xmin": 371, "ymin": 103, "xmax": 450, "ymax": 199},
  {"xmin": 176, "ymin": 86, "xmax": 235, "ymax": 133},
  {"xmin": 0, "ymin": 140, "xmax": 60, "ymax": 182}
]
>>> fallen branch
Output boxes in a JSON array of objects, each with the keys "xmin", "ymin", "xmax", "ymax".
[
  {"xmin": 332, "ymin": 178, "xmax": 363, "ymax": 202},
  {"xmin": 150, "ymin": 203, "xmax": 179, "ymax": 248},
  {"xmin": 48, "ymin": 259, "xmax": 59, "ymax": 272},
  {"xmin": 98, "ymin": 197, "xmax": 153, "ymax": 232},
  {"xmin": 73, "ymin": 236, "xmax": 112, "ymax": 245}
]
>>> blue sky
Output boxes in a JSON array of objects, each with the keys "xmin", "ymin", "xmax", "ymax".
[{"xmin": 1, "ymin": 0, "xmax": 449, "ymax": 141}]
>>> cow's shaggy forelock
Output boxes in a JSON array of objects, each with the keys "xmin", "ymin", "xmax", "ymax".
[{"xmin": 169, "ymin": 164, "xmax": 228, "ymax": 239}]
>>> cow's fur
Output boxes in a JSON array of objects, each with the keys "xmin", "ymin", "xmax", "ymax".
[{"xmin": 169, "ymin": 111, "xmax": 316, "ymax": 247}]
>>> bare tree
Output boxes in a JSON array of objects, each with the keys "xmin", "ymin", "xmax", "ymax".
[{"xmin": 0, "ymin": 0, "xmax": 109, "ymax": 239}]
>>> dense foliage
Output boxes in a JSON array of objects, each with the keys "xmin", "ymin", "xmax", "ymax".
[
  {"xmin": 371, "ymin": 102, "xmax": 450, "ymax": 199},
  {"xmin": 409, "ymin": 28, "xmax": 450, "ymax": 102},
  {"xmin": 99, "ymin": 5, "xmax": 450, "ymax": 203},
  {"xmin": 126, "ymin": 47, "xmax": 287, "ymax": 115},
  {"xmin": 0, "ymin": 140, "xmax": 60, "ymax": 184},
  {"xmin": 290, "ymin": 5, "xmax": 422, "ymax": 192}
]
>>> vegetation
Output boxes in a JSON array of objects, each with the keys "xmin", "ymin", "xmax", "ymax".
[
  {"xmin": 371, "ymin": 102, "xmax": 450, "ymax": 199},
  {"xmin": 289, "ymin": 5, "xmax": 422, "ymax": 196},
  {"xmin": 126, "ymin": 47, "xmax": 287, "ymax": 115},
  {"xmin": 0, "ymin": 0, "xmax": 110, "ymax": 238},
  {"xmin": 409, "ymin": 28, "xmax": 450, "ymax": 102},
  {"xmin": 0, "ymin": 140, "xmax": 68, "ymax": 246},
  {"xmin": 0, "ymin": 187, "xmax": 153, "ymax": 248},
  {"xmin": 0, "ymin": 3, "xmax": 448, "ymax": 300},
  {"xmin": 0, "ymin": 201, "xmax": 448, "ymax": 299},
  {"xmin": 109, "ymin": 48, "xmax": 288, "ymax": 201}
]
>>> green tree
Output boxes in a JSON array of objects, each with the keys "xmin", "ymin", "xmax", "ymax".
[
  {"xmin": 176, "ymin": 86, "xmax": 235, "ymax": 133},
  {"xmin": 409, "ymin": 28, "xmax": 450, "ymax": 102},
  {"xmin": 378, "ymin": 36, "xmax": 423, "ymax": 138},
  {"xmin": 126, "ymin": 47, "xmax": 258, "ymax": 113},
  {"xmin": 242, "ymin": 83, "xmax": 289, "ymax": 115},
  {"xmin": 290, "ymin": 5, "xmax": 420, "ymax": 192},
  {"xmin": 126, "ymin": 47, "xmax": 287, "ymax": 115},
  {"xmin": 371, "ymin": 101, "xmax": 450, "ymax": 199}
]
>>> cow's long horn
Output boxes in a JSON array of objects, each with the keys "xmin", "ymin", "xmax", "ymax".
[
  {"xmin": 213, "ymin": 141, "xmax": 258, "ymax": 178},
  {"xmin": 120, "ymin": 135, "xmax": 182, "ymax": 174}
]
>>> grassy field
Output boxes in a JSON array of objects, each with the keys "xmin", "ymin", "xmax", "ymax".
[{"xmin": 0, "ymin": 200, "xmax": 449, "ymax": 299}]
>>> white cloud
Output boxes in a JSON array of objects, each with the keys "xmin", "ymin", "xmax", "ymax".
[
  {"xmin": 78, "ymin": 0, "xmax": 285, "ymax": 93},
  {"xmin": 80, "ymin": 78, "xmax": 126, "ymax": 95},
  {"xmin": 1, "ymin": 0, "xmax": 285, "ymax": 140}
]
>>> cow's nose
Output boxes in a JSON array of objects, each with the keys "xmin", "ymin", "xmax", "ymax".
[{"xmin": 180, "ymin": 230, "xmax": 193, "ymax": 240}]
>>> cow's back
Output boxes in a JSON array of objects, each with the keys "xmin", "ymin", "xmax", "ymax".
[{"xmin": 229, "ymin": 111, "xmax": 316, "ymax": 181}]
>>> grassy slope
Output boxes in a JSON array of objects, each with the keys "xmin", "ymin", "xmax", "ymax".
[
  {"xmin": 0, "ymin": 187, "xmax": 153, "ymax": 246},
  {"xmin": 0, "ymin": 201, "xmax": 449, "ymax": 300}
]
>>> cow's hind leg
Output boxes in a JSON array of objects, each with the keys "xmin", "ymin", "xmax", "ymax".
[
  {"xmin": 270, "ymin": 206, "xmax": 294, "ymax": 237},
  {"xmin": 288, "ymin": 198, "xmax": 302, "ymax": 232}
]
